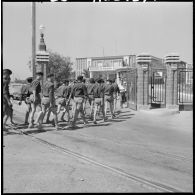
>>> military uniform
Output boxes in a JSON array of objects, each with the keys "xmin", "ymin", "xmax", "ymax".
[
  {"xmin": 112, "ymin": 82, "xmax": 120, "ymax": 113},
  {"xmin": 3, "ymin": 69, "xmax": 15, "ymax": 129},
  {"xmin": 71, "ymin": 80, "xmax": 88, "ymax": 127},
  {"xmin": 103, "ymin": 81, "xmax": 115, "ymax": 118},
  {"xmin": 86, "ymin": 83, "xmax": 95, "ymax": 104},
  {"xmin": 3, "ymin": 78, "xmax": 12, "ymax": 116},
  {"xmin": 20, "ymin": 81, "xmax": 33, "ymax": 124},
  {"xmin": 104, "ymin": 82, "xmax": 114, "ymax": 103},
  {"xmin": 28, "ymin": 72, "xmax": 43, "ymax": 128},
  {"xmin": 20, "ymin": 83, "xmax": 32, "ymax": 104},
  {"xmin": 36, "ymin": 79, "xmax": 58, "ymax": 129},
  {"xmin": 29, "ymin": 79, "xmax": 42, "ymax": 104},
  {"xmin": 93, "ymin": 80, "xmax": 105, "ymax": 123},
  {"xmin": 55, "ymin": 84, "xmax": 71, "ymax": 107}
]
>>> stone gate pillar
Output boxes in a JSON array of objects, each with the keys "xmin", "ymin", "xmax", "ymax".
[
  {"xmin": 164, "ymin": 54, "xmax": 180, "ymax": 109},
  {"xmin": 136, "ymin": 54, "xmax": 151, "ymax": 110}
]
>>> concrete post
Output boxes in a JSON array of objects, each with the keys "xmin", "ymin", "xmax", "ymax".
[
  {"xmin": 136, "ymin": 54, "xmax": 151, "ymax": 110},
  {"xmin": 165, "ymin": 63, "xmax": 179, "ymax": 109},
  {"xmin": 136, "ymin": 63, "xmax": 150, "ymax": 110},
  {"xmin": 164, "ymin": 54, "xmax": 179, "ymax": 109}
]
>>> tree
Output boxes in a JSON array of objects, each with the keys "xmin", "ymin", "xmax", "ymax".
[
  {"xmin": 48, "ymin": 51, "xmax": 73, "ymax": 82},
  {"xmin": 27, "ymin": 50, "xmax": 73, "ymax": 82},
  {"xmin": 82, "ymin": 68, "xmax": 90, "ymax": 78}
]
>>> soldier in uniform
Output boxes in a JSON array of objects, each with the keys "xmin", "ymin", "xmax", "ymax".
[
  {"xmin": 112, "ymin": 78, "xmax": 120, "ymax": 114},
  {"xmin": 93, "ymin": 78, "xmax": 106, "ymax": 124},
  {"xmin": 36, "ymin": 73, "xmax": 58, "ymax": 130},
  {"xmin": 19, "ymin": 77, "xmax": 33, "ymax": 124},
  {"xmin": 103, "ymin": 79, "xmax": 116, "ymax": 119},
  {"xmin": 28, "ymin": 72, "xmax": 43, "ymax": 128},
  {"xmin": 86, "ymin": 78, "xmax": 96, "ymax": 119},
  {"xmin": 55, "ymin": 79, "xmax": 71, "ymax": 123},
  {"xmin": 3, "ymin": 69, "xmax": 15, "ymax": 130},
  {"xmin": 69, "ymin": 75, "xmax": 88, "ymax": 128}
]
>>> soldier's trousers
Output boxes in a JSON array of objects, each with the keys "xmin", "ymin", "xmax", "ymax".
[{"xmin": 72, "ymin": 97, "xmax": 87, "ymax": 126}]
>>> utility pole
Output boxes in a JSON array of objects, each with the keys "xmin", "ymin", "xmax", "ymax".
[{"xmin": 32, "ymin": 2, "xmax": 36, "ymax": 79}]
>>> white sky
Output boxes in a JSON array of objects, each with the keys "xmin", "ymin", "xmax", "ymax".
[{"xmin": 2, "ymin": 2, "xmax": 193, "ymax": 80}]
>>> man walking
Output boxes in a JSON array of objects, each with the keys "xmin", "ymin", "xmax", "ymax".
[
  {"xmin": 3, "ymin": 69, "xmax": 15, "ymax": 130},
  {"xmin": 86, "ymin": 78, "xmax": 96, "ymax": 119},
  {"xmin": 93, "ymin": 78, "xmax": 106, "ymax": 124},
  {"xmin": 55, "ymin": 79, "xmax": 71, "ymax": 123},
  {"xmin": 19, "ymin": 77, "xmax": 33, "ymax": 124},
  {"xmin": 28, "ymin": 72, "xmax": 43, "ymax": 128},
  {"xmin": 36, "ymin": 73, "xmax": 58, "ymax": 130},
  {"xmin": 112, "ymin": 78, "xmax": 120, "ymax": 114},
  {"xmin": 103, "ymin": 79, "xmax": 116, "ymax": 119},
  {"xmin": 69, "ymin": 75, "xmax": 88, "ymax": 129}
]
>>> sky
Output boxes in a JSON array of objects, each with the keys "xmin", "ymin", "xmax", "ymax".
[{"xmin": 2, "ymin": 2, "xmax": 193, "ymax": 80}]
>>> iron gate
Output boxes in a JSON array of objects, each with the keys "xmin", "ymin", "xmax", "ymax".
[
  {"xmin": 149, "ymin": 68, "xmax": 166, "ymax": 108},
  {"xmin": 177, "ymin": 69, "xmax": 193, "ymax": 105},
  {"xmin": 126, "ymin": 68, "xmax": 137, "ymax": 110}
]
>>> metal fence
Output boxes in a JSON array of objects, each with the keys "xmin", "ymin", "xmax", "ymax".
[{"xmin": 178, "ymin": 69, "xmax": 193, "ymax": 104}]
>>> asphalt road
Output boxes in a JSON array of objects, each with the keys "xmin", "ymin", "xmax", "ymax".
[{"xmin": 3, "ymin": 102, "xmax": 193, "ymax": 192}]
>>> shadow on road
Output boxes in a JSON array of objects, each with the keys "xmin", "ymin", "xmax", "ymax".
[{"xmin": 3, "ymin": 109, "xmax": 136, "ymax": 135}]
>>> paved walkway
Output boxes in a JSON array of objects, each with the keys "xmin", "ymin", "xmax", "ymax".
[{"xmin": 3, "ymin": 103, "xmax": 193, "ymax": 192}]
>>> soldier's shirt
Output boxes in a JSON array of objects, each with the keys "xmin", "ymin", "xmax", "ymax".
[
  {"xmin": 112, "ymin": 83, "xmax": 120, "ymax": 94},
  {"xmin": 30, "ymin": 79, "xmax": 41, "ymax": 95},
  {"xmin": 42, "ymin": 81, "xmax": 54, "ymax": 96},
  {"xmin": 93, "ymin": 84, "xmax": 104, "ymax": 98},
  {"xmin": 21, "ymin": 84, "xmax": 32, "ymax": 97},
  {"xmin": 72, "ymin": 82, "xmax": 88, "ymax": 98},
  {"xmin": 3, "ymin": 82, "xmax": 9, "ymax": 96},
  {"xmin": 55, "ymin": 85, "xmax": 71, "ymax": 99},
  {"xmin": 103, "ymin": 84, "xmax": 114, "ymax": 96},
  {"xmin": 86, "ymin": 83, "xmax": 96, "ymax": 95}
]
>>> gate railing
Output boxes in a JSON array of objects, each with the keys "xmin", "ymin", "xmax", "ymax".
[
  {"xmin": 148, "ymin": 68, "xmax": 166, "ymax": 105},
  {"xmin": 177, "ymin": 69, "xmax": 193, "ymax": 104}
]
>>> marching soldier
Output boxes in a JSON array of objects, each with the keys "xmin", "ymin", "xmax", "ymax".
[
  {"xmin": 28, "ymin": 72, "xmax": 43, "ymax": 128},
  {"xmin": 93, "ymin": 78, "xmax": 106, "ymax": 124},
  {"xmin": 55, "ymin": 79, "xmax": 71, "ymax": 123},
  {"xmin": 3, "ymin": 69, "xmax": 15, "ymax": 130},
  {"xmin": 19, "ymin": 77, "xmax": 33, "ymax": 124},
  {"xmin": 36, "ymin": 73, "xmax": 58, "ymax": 130},
  {"xmin": 112, "ymin": 78, "xmax": 120, "ymax": 114},
  {"xmin": 103, "ymin": 79, "xmax": 116, "ymax": 119},
  {"xmin": 86, "ymin": 78, "xmax": 96, "ymax": 119},
  {"xmin": 69, "ymin": 75, "xmax": 88, "ymax": 128}
]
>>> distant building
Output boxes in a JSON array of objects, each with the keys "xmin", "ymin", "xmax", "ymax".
[
  {"xmin": 75, "ymin": 58, "xmax": 88, "ymax": 78},
  {"xmin": 76, "ymin": 55, "xmax": 136, "ymax": 84}
]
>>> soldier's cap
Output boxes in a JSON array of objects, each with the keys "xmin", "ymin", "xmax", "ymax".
[
  {"xmin": 96, "ymin": 78, "xmax": 102, "ymax": 83},
  {"xmin": 89, "ymin": 78, "xmax": 95, "ymax": 83},
  {"xmin": 47, "ymin": 73, "xmax": 54, "ymax": 78},
  {"xmin": 106, "ymin": 79, "xmax": 112, "ymax": 82},
  {"xmin": 112, "ymin": 78, "xmax": 116, "ymax": 83},
  {"xmin": 36, "ymin": 72, "xmax": 43, "ymax": 76},
  {"xmin": 63, "ymin": 79, "xmax": 69, "ymax": 83},
  {"xmin": 26, "ymin": 77, "xmax": 33, "ymax": 83},
  {"xmin": 77, "ymin": 75, "xmax": 83, "ymax": 81},
  {"xmin": 3, "ymin": 69, "xmax": 12, "ymax": 75}
]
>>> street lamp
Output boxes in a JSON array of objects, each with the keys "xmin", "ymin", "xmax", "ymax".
[
  {"xmin": 36, "ymin": 24, "xmax": 49, "ymax": 83},
  {"xmin": 39, "ymin": 25, "xmax": 45, "ymax": 35},
  {"xmin": 39, "ymin": 25, "xmax": 46, "ymax": 51}
]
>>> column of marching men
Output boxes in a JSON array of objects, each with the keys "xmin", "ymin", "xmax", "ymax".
[{"xmin": 3, "ymin": 69, "xmax": 125, "ymax": 131}]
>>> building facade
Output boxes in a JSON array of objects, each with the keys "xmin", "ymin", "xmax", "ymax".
[{"xmin": 76, "ymin": 55, "xmax": 136, "ymax": 84}]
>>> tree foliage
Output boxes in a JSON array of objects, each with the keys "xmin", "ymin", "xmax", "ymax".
[
  {"xmin": 48, "ymin": 51, "xmax": 73, "ymax": 82},
  {"xmin": 27, "ymin": 50, "xmax": 73, "ymax": 82}
]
